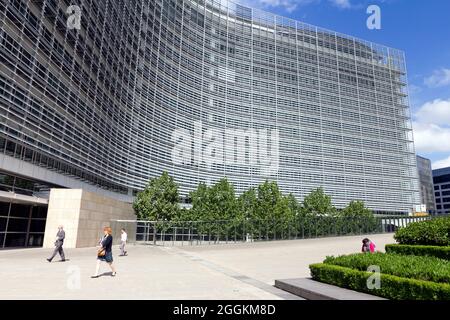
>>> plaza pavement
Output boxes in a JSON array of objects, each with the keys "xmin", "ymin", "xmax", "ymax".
[{"xmin": 0, "ymin": 233, "xmax": 395, "ymax": 300}]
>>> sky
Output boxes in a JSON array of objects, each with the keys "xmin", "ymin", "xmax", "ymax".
[{"xmin": 236, "ymin": 0, "xmax": 450, "ymax": 169}]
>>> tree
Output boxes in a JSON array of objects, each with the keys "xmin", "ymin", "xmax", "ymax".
[
  {"xmin": 238, "ymin": 188, "xmax": 258, "ymax": 220},
  {"xmin": 133, "ymin": 171, "xmax": 180, "ymax": 221},
  {"xmin": 189, "ymin": 178, "xmax": 239, "ymax": 222},
  {"xmin": 209, "ymin": 178, "xmax": 239, "ymax": 238},
  {"xmin": 188, "ymin": 178, "xmax": 239, "ymax": 240},
  {"xmin": 298, "ymin": 188, "xmax": 337, "ymax": 237},
  {"xmin": 337, "ymin": 200, "xmax": 378, "ymax": 234},
  {"xmin": 341, "ymin": 200, "xmax": 374, "ymax": 218},
  {"xmin": 255, "ymin": 180, "xmax": 284, "ymax": 221},
  {"xmin": 301, "ymin": 187, "xmax": 336, "ymax": 216},
  {"xmin": 286, "ymin": 193, "xmax": 300, "ymax": 217},
  {"xmin": 251, "ymin": 181, "xmax": 296, "ymax": 237},
  {"xmin": 208, "ymin": 178, "xmax": 239, "ymax": 222},
  {"xmin": 175, "ymin": 207, "xmax": 195, "ymax": 222},
  {"xmin": 188, "ymin": 182, "xmax": 210, "ymax": 221}
]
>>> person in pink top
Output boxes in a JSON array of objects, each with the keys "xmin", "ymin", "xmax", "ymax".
[{"xmin": 362, "ymin": 238, "xmax": 376, "ymax": 253}]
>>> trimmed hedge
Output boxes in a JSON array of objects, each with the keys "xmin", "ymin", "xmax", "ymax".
[
  {"xmin": 323, "ymin": 253, "xmax": 450, "ymax": 283},
  {"xmin": 394, "ymin": 217, "xmax": 450, "ymax": 246},
  {"xmin": 309, "ymin": 263, "xmax": 450, "ymax": 300},
  {"xmin": 386, "ymin": 244, "xmax": 450, "ymax": 260}
]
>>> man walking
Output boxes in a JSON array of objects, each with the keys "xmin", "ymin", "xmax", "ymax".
[
  {"xmin": 47, "ymin": 225, "xmax": 66, "ymax": 262},
  {"xmin": 119, "ymin": 228, "xmax": 128, "ymax": 256}
]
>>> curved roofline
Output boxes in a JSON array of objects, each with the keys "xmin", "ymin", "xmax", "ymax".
[{"xmin": 192, "ymin": 0, "xmax": 405, "ymax": 57}]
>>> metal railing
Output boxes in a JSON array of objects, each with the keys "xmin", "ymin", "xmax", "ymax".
[{"xmin": 110, "ymin": 214, "xmax": 445, "ymax": 247}]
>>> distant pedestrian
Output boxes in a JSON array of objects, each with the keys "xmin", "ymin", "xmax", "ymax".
[
  {"xmin": 362, "ymin": 238, "xmax": 376, "ymax": 253},
  {"xmin": 47, "ymin": 225, "xmax": 66, "ymax": 262},
  {"xmin": 91, "ymin": 226, "xmax": 116, "ymax": 278},
  {"xmin": 119, "ymin": 228, "xmax": 128, "ymax": 256}
]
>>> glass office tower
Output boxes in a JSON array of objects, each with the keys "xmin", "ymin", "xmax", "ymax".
[
  {"xmin": 0, "ymin": 0, "xmax": 420, "ymax": 214},
  {"xmin": 433, "ymin": 167, "xmax": 450, "ymax": 215},
  {"xmin": 416, "ymin": 155, "xmax": 436, "ymax": 214}
]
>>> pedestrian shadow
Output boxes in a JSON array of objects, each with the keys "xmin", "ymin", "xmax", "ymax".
[
  {"xmin": 96, "ymin": 272, "xmax": 113, "ymax": 278},
  {"xmin": 56, "ymin": 259, "xmax": 70, "ymax": 262}
]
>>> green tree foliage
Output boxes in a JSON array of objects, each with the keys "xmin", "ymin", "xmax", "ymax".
[
  {"xmin": 209, "ymin": 178, "xmax": 239, "ymax": 221},
  {"xmin": 175, "ymin": 207, "xmax": 195, "ymax": 222},
  {"xmin": 336, "ymin": 200, "xmax": 378, "ymax": 234},
  {"xmin": 238, "ymin": 188, "xmax": 258, "ymax": 220},
  {"xmin": 286, "ymin": 193, "xmax": 301, "ymax": 216},
  {"xmin": 394, "ymin": 217, "xmax": 450, "ymax": 246},
  {"xmin": 301, "ymin": 187, "xmax": 337, "ymax": 216},
  {"xmin": 132, "ymin": 171, "xmax": 180, "ymax": 221},
  {"xmin": 189, "ymin": 179, "xmax": 239, "ymax": 221},
  {"xmin": 188, "ymin": 182, "xmax": 210, "ymax": 221},
  {"xmin": 236, "ymin": 181, "xmax": 297, "ymax": 238},
  {"xmin": 132, "ymin": 172, "xmax": 380, "ymax": 240},
  {"xmin": 341, "ymin": 200, "xmax": 373, "ymax": 217},
  {"xmin": 255, "ymin": 180, "xmax": 287, "ymax": 221},
  {"xmin": 188, "ymin": 178, "xmax": 240, "ymax": 239},
  {"xmin": 298, "ymin": 188, "xmax": 337, "ymax": 237}
]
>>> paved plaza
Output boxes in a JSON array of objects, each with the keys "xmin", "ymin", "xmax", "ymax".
[{"xmin": 0, "ymin": 233, "xmax": 395, "ymax": 300}]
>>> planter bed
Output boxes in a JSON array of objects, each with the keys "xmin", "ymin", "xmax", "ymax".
[
  {"xmin": 386, "ymin": 244, "xmax": 450, "ymax": 260},
  {"xmin": 310, "ymin": 263, "xmax": 450, "ymax": 300},
  {"xmin": 309, "ymin": 252, "xmax": 450, "ymax": 300}
]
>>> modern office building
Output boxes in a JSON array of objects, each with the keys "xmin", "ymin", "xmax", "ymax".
[
  {"xmin": 0, "ymin": 0, "xmax": 420, "ymax": 247},
  {"xmin": 433, "ymin": 167, "xmax": 450, "ymax": 215},
  {"xmin": 416, "ymin": 155, "xmax": 436, "ymax": 214}
]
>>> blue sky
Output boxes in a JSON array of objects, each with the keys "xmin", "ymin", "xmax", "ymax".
[{"xmin": 237, "ymin": 0, "xmax": 450, "ymax": 169}]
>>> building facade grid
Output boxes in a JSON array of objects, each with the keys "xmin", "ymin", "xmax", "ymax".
[
  {"xmin": 416, "ymin": 155, "xmax": 436, "ymax": 214},
  {"xmin": 433, "ymin": 167, "xmax": 450, "ymax": 215},
  {"xmin": 0, "ymin": 0, "xmax": 420, "ymax": 213}
]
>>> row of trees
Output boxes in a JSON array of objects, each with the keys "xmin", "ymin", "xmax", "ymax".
[{"xmin": 133, "ymin": 172, "xmax": 379, "ymax": 238}]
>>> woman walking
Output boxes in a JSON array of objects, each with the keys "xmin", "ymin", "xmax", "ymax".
[{"xmin": 91, "ymin": 226, "xmax": 116, "ymax": 278}]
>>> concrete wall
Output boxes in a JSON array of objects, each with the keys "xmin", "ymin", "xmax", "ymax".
[{"xmin": 44, "ymin": 189, "xmax": 136, "ymax": 248}]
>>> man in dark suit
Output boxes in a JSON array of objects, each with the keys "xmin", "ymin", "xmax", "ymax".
[{"xmin": 47, "ymin": 225, "xmax": 66, "ymax": 262}]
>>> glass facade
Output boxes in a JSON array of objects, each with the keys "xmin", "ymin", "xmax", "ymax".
[
  {"xmin": 0, "ymin": 171, "xmax": 52, "ymax": 248},
  {"xmin": 416, "ymin": 155, "xmax": 436, "ymax": 214},
  {"xmin": 433, "ymin": 167, "xmax": 450, "ymax": 215},
  {"xmin": 0, "ymin": 0, "xmax": 420, "ymax": 213}
]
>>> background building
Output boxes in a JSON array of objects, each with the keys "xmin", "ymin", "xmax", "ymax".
[
  {"xmin": 0, "ymin": 0, "xmax": 420, "ymax": 247},
  {"xmin": 433, "ymin": 167, "xmax": 450, "ymax": 215},
  {"xmin": 416, "ymin": 155, "xmax": 436, "ymax": 214}
]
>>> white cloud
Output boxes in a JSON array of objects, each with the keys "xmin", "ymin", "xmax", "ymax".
[
  {"xmin": 414, "ymin": 99, "xmax": 450, "ymax": 126},
  {"xmin": 424, "ymin": 68, "xmax": 450, "ymax": 88},
  {"xmin": 412, "ymin": 99, "xmax": 450, "ymax": 154},
  {"xmin": 433, "ymin": 156, "xmax": 450, "ymax": 170},
  {"xmin": 238, "ymin": 0, "xmax": 316, "ymax": 13},
  {"xmin": 412, "ymin": 122, "xmax": 450, "ymax": 153},
  {"xmin": 329, "ymin": 0, "xmax": 352, "ymax": 9}
]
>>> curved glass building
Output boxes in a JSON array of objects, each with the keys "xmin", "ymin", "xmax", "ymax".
[{"xmin": 1, "ymin": 0, "xmax": 420, "ymax": 219}]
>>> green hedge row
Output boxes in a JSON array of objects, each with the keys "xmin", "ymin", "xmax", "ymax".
[
  {"xmin": 323, "ymin": 253, "xmax": 450, "ymax": 283},
  {"xmin": 386, "ymin": 244, "xmax": 450, "ymax": 260},
  {"xmin": 394, "ymin": 217, "xmax": 450, "ymax": 246},
  {"xmin": 309, "ymin": 263, "xmax": 450, "ymax": 300}
]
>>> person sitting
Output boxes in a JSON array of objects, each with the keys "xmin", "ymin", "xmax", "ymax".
[{"xmin": 362, "ymin": 238, "xmax": 376, "ymax": 253}]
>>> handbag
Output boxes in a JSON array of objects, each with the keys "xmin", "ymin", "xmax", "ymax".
[
  {"xmin": 97, "ymin": 235, "xmax": 106, "ymax": 257},
  {"xmin": 97, "ymin": 247, "xmax": 106, "ymax": 257}
]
